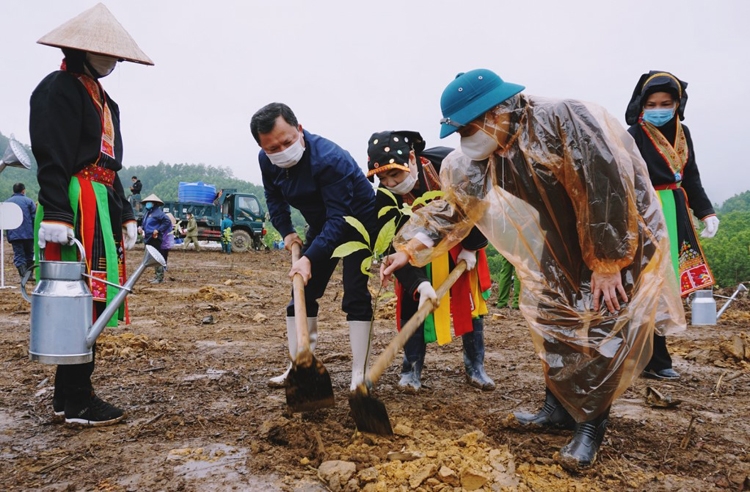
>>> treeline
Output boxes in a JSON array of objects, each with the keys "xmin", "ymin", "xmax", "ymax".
[
  {"xmin": 700, "ymin": 192, "xmax": 750, "ymax": 288},
  {"xmin": 1, "ymin": 131, "xmax": 748, "ymax": 286},
  {"xmin": 119, "ymin": 161, "xmax": 265, "ymax": 203},
  {"xmin": 118, "ymin": 161, "xmax": 306, "ymax": 242}
]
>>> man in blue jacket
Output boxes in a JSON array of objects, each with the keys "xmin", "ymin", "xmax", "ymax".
[
  {"xmin": 5, "ymin": 183, "xmax": 37, "ymax": 277},
  {"xmin": 251, "ymin": 102, "xmax": 376, "ymax": 391}
]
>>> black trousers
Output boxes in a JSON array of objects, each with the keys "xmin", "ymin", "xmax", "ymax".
[
  {"xmin": 54, "ymin": 302, "xmax": 104, "ymax": 401},
  {"xmin": 645, "ymin": 334, "xmax": 673, "ymax": 371},
  {"xmin": 285, "ymin": 241, "xmax": 372, "ymax": 322}
]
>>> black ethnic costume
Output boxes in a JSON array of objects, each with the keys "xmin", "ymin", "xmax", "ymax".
[
  {"xmin": 30, "ymin": 61, "xmax": 134, "ymax": 401},
  {"xmin": 626, "ymin": 71, "xmax": 715, "ymax": 297}
]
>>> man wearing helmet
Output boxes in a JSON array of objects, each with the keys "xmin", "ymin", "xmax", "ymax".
[
  {"xmin": 29, "ymin": 4, "xmax": 153, "ymax": 426},
  {"xmin": 382, "ymin": 69, "xmax": 685, "ymax": 470}
]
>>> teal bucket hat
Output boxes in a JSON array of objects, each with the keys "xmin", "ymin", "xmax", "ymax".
[{"xmin": 439, "ymin": 69, "xmax": 525, "ymax": 138}]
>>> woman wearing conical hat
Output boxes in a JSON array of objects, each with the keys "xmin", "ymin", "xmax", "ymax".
[
  {"xmin": 139, "ymin": 194, "xmax": 173, "ymax": 284},
  {"xmin": 29, "ymin": 3, "xmax": 153, "ymax": 427}
]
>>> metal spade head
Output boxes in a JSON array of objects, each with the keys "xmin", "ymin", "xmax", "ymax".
[
  {"xmin": 348, "ymin": 385, "xmax": 393, "ymax": 436},
  {"xmin": 285, "ymin": 352, "xmax": 335, "ymax": 413}
]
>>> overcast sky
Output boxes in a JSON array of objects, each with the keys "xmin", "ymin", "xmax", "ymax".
[{"xmin": 2, "ymin": 0, "xmax": 748, "ymax": 205}]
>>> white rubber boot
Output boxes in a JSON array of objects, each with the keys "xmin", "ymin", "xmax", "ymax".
[
  {"xmin": 307, "ymin": 317, "xmax": 318, "ymax": 353},
  {"xmin": 268, "ymin": 317, "xmax": 318, "ymax": 388},
  {"xmin": 349, "ymin": 320, "xmax": 372, "ymax": 391}
]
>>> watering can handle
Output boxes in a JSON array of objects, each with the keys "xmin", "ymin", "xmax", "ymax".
[
  {"xmin": 22, "ymin": 239, "xmax": 86, "ymax": 303},
  {"xmin": 20, "ymin": 265, "xmax": 39, "ymax": 303},
  {"xmin": 39, "ymin": 237, "xmax": 86, "ymax": 262}
]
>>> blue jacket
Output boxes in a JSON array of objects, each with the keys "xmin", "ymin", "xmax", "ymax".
[
  {"xmin": 220, "ymin": 217, "xmax": 233, "ymax": 231},
  {"xmin": 141, "ymin": 206, "xmax": 173, "ymax": 238},
  {"xmin": 5, "ymin": 193, "xmax": 36, "ymax": 241},
  {"xmin": 260, "ymin": 130, "xmax": 376, "ymax": 264}
]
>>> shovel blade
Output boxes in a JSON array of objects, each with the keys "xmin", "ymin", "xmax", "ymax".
[
  {"xmin": 348, "ymin": 391, "xmax": 393, "ymax": 436},
  {"xmin": 285, "ymin": 355, "xmax": 335, "ymax": 413}
]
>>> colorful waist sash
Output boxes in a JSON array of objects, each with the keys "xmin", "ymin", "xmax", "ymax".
[{"xmin": 75, "ymin": 164, "xmax": 116, "ymax": 186}]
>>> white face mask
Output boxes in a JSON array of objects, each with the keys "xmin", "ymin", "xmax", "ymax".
[
  {"xmin": 86, "ymin": 53, "xmax": 118, "ymax": 78},
  {"xmin": 385, "ymin": 172, "xmax": 417, "ymax": 195},
  {"xmin": 460, "ymin": 130, "xmax": 498, "ymax": 160},
  {"xmin": 267, "ymin": 133, "xmax": 305, "ymax": 169}
]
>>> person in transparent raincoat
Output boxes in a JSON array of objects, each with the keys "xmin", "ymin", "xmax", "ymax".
[{"xmin": 382, "ymin": 68, "xmax": 685, "ymax": 470}]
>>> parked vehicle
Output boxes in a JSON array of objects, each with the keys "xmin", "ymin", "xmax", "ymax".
[{"xmin": 136, "ymin": 188, "xmax": 267, "ymax": 252}]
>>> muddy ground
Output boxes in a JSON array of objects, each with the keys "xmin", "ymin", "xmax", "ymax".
[{"xmin": 0, "ymin": 244, "xmax": 748, "ymax": 491}]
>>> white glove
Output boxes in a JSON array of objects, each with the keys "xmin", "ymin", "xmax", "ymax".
[
  {"xmin": 457, "ymin": 248, "xmax": 477, "ymax": 271},
  {"xmin": 700, "ymin": 216, "xmax": 720, "ymax": 239},
  {"xmin": 123, "ymin": 222, "xmax": 138, "ymax": 250},
  {"xmin": 417, "ymin": 281, "xmax": 438, "ymax": 310},
  {"xmin": 38, "ymin": 221, "xmax": 74, "ymax": 248}
]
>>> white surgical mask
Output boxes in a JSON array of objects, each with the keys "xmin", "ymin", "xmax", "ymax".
[
  {"xmin": 86, "ymin": 53, "xmax": 118, "ymax": 78},
  {"xmin": 267, "ymin": 133, "xmax": 305, "ymax": 169},
  {"xmin": 460, "ymin": 130, "xmax": 499, "ymax": 160},
  {"xmin": 385, "ymin": 172, "xmax": 417, "ymax": 195}
]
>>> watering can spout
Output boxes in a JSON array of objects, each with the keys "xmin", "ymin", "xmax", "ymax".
[
  {"xmin": 716, "ymin": 283, "xmax": 747, "ymax": 320},
  {"xmin": 25, "ymin": 240, "xmax": 167, "ymax": 365},
  {"xmin": 86, "ymin": 245, "xmax": 166, "ymax": 346}
]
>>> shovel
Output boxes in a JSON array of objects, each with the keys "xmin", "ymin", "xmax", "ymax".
[
  {"xmin": 285, "ymin": 243, "xmax": 335, "ymax": 412},
  {"xmin": 349, "ymin": 260, "xmax": 468, "ymax": 435}
]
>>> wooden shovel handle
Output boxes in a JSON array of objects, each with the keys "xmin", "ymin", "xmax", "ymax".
[
  {"xmin": 366, "ymin": 260, "xmax": 468, "ymax": 386},
  {"xmin": 291, "ymin": 243, "xmax": 310, "ymax": 354}
]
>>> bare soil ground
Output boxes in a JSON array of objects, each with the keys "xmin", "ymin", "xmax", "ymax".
[{"xmin": 1, "ymin": 245, "xmax": 748, "ymax": 491}]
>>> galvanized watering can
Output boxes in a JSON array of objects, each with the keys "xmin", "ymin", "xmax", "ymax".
[
  {"xmin": 690, "ymin": 284, "xmax": 748, "ymax": 326},
  {"xmin": 21, "ymin": 239, "xmax": 165, "ymax": 364}
]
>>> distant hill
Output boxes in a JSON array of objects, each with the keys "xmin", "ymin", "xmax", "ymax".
[
  {"xmin": 0, "ymin": 132, "xmax": 307, "ymax": 234},
  {"xmin": 718, "ymin": 190, "xmax": 750, "ymax": 214},
  {"xmin": 119, "ymin": 161, "xmax": 307, "ymax": 233},
  {"xmin": 119, "ymin": 161, "xmax": 266, "ymax": 203},
  {"xmin": 0, "ymin": 132, "xmax": 38, "ymax": 201}
]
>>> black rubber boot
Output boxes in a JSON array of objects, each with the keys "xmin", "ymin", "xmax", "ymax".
[
  {"xmin": 557, "ymin": 407, "xmax": 611, "ymax": 471},
  {"xmin": 16, "ymin": 265, "xmax": 27, "ymax": 278},
  {"xmin": 398, "ymin": 324, "xmax": 426, "ymax": 393},
  {"xmin": 461, "ymin": 318, "xmax": 495, "ymax": 390},
  {"xmin": 514, "ymin": 387, "xmax": 576, "ymax": 430}
]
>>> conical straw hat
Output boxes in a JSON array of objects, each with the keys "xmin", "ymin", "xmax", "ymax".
[
  {"xmin": 37, "ymin": 3, "xmax": 154, "ymax": 66},
  {"xmin": 141, "ymin": 194, "xmax": 164, "ymax": 205}
]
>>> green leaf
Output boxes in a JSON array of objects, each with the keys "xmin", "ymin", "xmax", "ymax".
[
  {"xmin": 332, "ymin": 241, "xmax": 370, "ymax": 258},
  {"xmin": 360, "ymin": 256, "xmax": 374, "ymax": 277},
  {"xmin": 378, "ymin": 205, "xmax": 397, "ymax": 219},
  {"xmin": 374, "ymin": 217, "xmax": 396, "ymax": 256},
  {"xmin": 378, "ymin": 188, "xmax": 398, "ymax": 205},
  {"xmin": 411, "ymin": 190, "xmax": 444, "ymax": 209},
  {"xmin": 378, "ymin": 291, "xmax": 396, "ymax": 301},
  {"xmin": 344, "ymin": 216, "xmax": 370, "ymax": 246}
]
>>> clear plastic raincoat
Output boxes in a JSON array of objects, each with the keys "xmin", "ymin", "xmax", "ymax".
[{"xmin": 393, "ymin": 94, "xmax": 685, "ymax": 421}]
